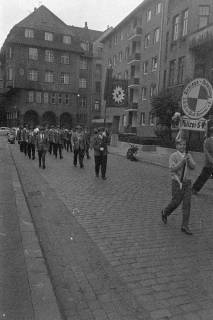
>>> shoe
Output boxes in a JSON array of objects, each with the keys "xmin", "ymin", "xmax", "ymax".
[
  {"xmin": 80, "ymin": 165, "xmax": 84, "ymax": 168},
  {"xmin": 102, "ymin": 176, "xmax": 107, "ymax": 180},
  {"xmin": 42, "ymin": 165, "xmax": 46, "ymax": 169},
  {"xmin": 181, "ymin": 226, "xmax": 193, "ymax": 235},
  {"xmin": 95, "ymin": 173, "xmax": 99, "ymax": 177},
  {"xmin": 161, "ymin": 210, "xmax": 167, "ymax": 224}
]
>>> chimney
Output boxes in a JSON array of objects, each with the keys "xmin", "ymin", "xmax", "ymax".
[
  {"xmin": 84, "ymin": 22, "xmax": 88, "ymax": 29},
  {"xmin": 34, "ymin": 7, "xmax": 37, "ymax": 11}
]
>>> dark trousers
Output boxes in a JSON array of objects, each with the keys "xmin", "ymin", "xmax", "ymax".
[
  {"xmin": 49, "ymin": 142, "xmax": 54, "ymax": 155},
  {"xmin": 38, "ymin": 150, "xmax": 46, "ymax": 168},
  {"xmin": 23, "ymin": 141, "xmax": 27, "ymax": 156},
  {"xmin": 27, "ymin": 143, "xmax": 35, "ymax": 159},
  {"xmin": 65, "ymin": 140, "xmax": 72, "ymax": 152},
  {"xmin": 53, "ymin": 143, "xmax": 63, "ymax": 159},
  {"xmin": 192, "ymin": 166, "xmax": 213, "ymax": 192},
  {"xmin": 164, "ymin": 179, "xmax": 192, "ymax": 228},
  {"xmin": 95, "ymin": 155, "xmax": 107, "ymax": 178},
  {"xmin": 20, "ymin": 141, "xmax": 23, "ymax": 152},
  {"xmin": 85, "ymin": 145, "xmax": 90, "ymax": 159},
  {"xmin": 73, "ymin": 149, "xmax": 84, "ymax": 167}
]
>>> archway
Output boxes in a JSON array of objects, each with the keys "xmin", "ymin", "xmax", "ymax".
[
  {"xmin": 60, "ymin": 112, "xmax": 72, "ymax": 129},
  {"xmin": 23, "ymin": 110, "xmax": 39, "ymax": 128},
  {"xmin": 42, "ymin": 111, "xmax": 56, "ymax": 127}
]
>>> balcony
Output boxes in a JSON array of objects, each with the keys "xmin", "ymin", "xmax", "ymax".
[
  {"xmin": 128, "ymin": 53, "xmax": 141, "ymax": 64},
  {"xmin": 189, "ymin": 24, "xmax": 213, "ymax": 51},
  {"xmin": 128, "ymin": 27, "xmax": 142, "ymax": 41},
  {"xmin": 126, "ymin": 102, "xmax": 138, "ymax": 111},
  {"xmin": 128, "ymin": 77, "xmax": 140, "ymax": 88}
]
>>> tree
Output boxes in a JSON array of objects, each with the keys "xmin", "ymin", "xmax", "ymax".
[{"xmin": 151, "ymin": 89, "xmax": 181, "ymax": 145}]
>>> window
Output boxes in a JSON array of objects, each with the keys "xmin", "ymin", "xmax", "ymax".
[
  {"xmin": 9, "ymin": 47, "xmax": 13, "ymax": 59},
  {"xmin": 79, "ymin": 78, "xmax": 87, "ymax": 88},
  {"xmin": 150, "ymin": 85, "xmax": 157, "ymax": 98},
  {"xmin": 94, "ymin": 100, "xmax": 100, "ymax": 111},
  {"xmin": 95, "ymin": 82, "xmax": 101, "ymax": 95},
  {"xmin": 113, "ymin": 34, "xmax": 118, "ymax": 45},
  {"xmin": 45, "ymin": 50, "xmax": 54, "ymax": 63},
  {"xmin": 63, "ymin": 35, "xmax": 71, "ymax": 44},
  {"xmin": 173, "ymin": 15, "xmax": 180, "ymax": 41},
  {"xmin": 152, "ymin": 57, "xmax": 158, "ymax": 71},
  {"xmin": 61, "ymin": 54, "xmax": 70, "ymax": 64},
  {"xmin": 182, "ymin": 9, "xmax": 189, "ymax": 36},
  {"xmin": 58, "ymin": 94, "xmax": 62, "ymax": 104},
  {"xmin": 25, "ymin": 28, "xmax": 34, "ymax": 38},
  {"xmin": 113, "ymin": 55, "xmax": 117, "ymax": 66},
  {"xmin": 80, "ymin": 56, "xmax": 88, "ymax": 69},
  {"xmin": 44, "ymin": 92, "xmax": 49, "ymax": 104},
  {"xmin": 81, "ymin": 41, "xmax": 89, "ymax": 51},
  {"xmin": 169, "ymin": 60, "xmax": 176, "ymax": 86},
  {"xmin": 60, "ymin": 72, "xmax": 70, "ymax": 84},
  {"xmin": 108, "ymin": 58, "xmax": 112, "ymax": 66},
  {"xmin": 141, "ymin": 87, "xmax": 147, "ymax": 100},
  {"xmin": 95, "ymin": 64, "xmax": 102, "ymax": 79},
  {"xmin": 155, "ymin": 2, "xmax": 161, "ymax": 15},
  {"xmin": 79, "ymin": 97, "xmax": 87, "ymax": 108},
  {"xmin": 199, "ymin": 6, "xmax": 210, "ymax": 29},
  {"xmin": 143, "ymin": 61, "xmax": 148, "ymax": 74},
  {"xmin": 36, "ymin": 92, "xmax": 42, "ymax": 103},
  {"xmin": 154, "ymin": 28, "xmax": 160, "ymax": 44},
  {"xmin": 146, "ymin": 9, "xmax": 151, "ymax": 22},
  {"xmin": 125, "ymin": 47, "xmax": 129, "ymax": 60},
  {"xmin": 51, "ymin": 93, "xmax": 56, "ymax": 104},
  {"xmin": 119, "ymin": 51, "xmax": 123, "ymax": 62},
  {"xmin": 124, "ymin": 70, "xmax": 129, "ymax": 80},
  {"xmin": 28, "ymin": 91, "xmax": 34, "ymax": 103},
  {"xmin": 45, "ymin": 32, "xmax": 53, "ymax": 41},
  {"xmin": 65, "ymin": 94, "xmax": 69, "ymax": 105},
  {"xmin": 145, "ymin": 33, "xmax": 150, "ymax": 48},
  {"xmin": 140, "ymin": 112, "xmax": 145, "ymax": 125},
  {"xmin": 8, "ymin": 67, "xmax": 13, "ymax": 81},
  {"xmin": 45, "ymin": 71, "xmax": 53, "ymax": 83},
  {"xmin": 28, "ymin": 70, "xmax": 38, "ymax": 81},
  {"xmin": 177, "ymin": 56, "xmax": 185, "ymax": 84},
  {"xmin": 29, "ymin": 48, "xmax": 38, "ymax": 60},
  {"xmin": 149, "ymin": 112, "xmax": 154, "ymax": 125}
]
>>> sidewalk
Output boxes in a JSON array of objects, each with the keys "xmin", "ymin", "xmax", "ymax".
[{"xmin": 0, "ymin": 137, "xmax": 62, "ymax": 320}]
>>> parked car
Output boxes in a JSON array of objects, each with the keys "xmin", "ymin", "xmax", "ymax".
[
  {"xmin": 0, "ymin": 127, "xmax": 10, "ymax": 136},
  {"xmin": 8, "ymin": 130, "xmax": 16, "ymax": 144}
]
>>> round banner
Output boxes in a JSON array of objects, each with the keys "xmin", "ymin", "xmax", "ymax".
[{"xmin": 182, "ymin": 78, "xmax": 213, "ymax": 119}]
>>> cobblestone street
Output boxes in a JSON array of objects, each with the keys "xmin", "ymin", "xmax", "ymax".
[{"xmin": 8, "ymin": 140, "xmax": 213, "ymax": 319}]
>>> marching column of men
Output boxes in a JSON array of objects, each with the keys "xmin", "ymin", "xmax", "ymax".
[{"xmin": 16, "ymin": 125, "xmax": 108, "ymax": 178}]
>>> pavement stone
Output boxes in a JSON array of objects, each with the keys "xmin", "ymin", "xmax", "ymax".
[{"xmin": 7, "ymin": 139, "xmax": 213, "ymax": 319}]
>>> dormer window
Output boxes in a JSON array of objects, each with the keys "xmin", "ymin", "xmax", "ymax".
[
  {"xmin": 45, "ymin": 32, "xmax": 53, "ymax": 41},
  {"xmin": 25, "ymin": 28, "xmax": 34, "ymax": 38},
  {"xmin": 63, "ymin": 35, "xmax": 71, "ymax": 44}
]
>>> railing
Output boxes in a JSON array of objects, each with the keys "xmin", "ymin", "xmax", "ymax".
[
  {"xmin": 128, "ymin": 27, "xmax": 142, "ymax": 40},
  {"xmin": 189, "ymin": 24, "xmax": 213, "ymax": 49},
  {"xmin": 128, "ymin": 78, "xmax": 140, "ymax": 87},
  {"xmin": 128, "ymin": 53, "xmax": 141, "ymax": 64}
]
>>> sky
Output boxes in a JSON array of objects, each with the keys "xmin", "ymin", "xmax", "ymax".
[{"xmin": 0, "ymin": 0, "xmax": 144, "ymax": 48}]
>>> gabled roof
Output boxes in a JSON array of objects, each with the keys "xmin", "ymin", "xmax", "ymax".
[
  {"xmin": 15, "ymin": 5, "xmax": 74, "ymax": 35},
  {"xmin": 69, "ymin": 25, "xmax": 103, "ymax": 42}
]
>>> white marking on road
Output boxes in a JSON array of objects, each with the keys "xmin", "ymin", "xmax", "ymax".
[{"xmin": 70, "ymin": 237, "xmax": 73, "ymax": 240}]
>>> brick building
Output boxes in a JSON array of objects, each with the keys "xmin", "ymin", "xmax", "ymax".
[{"xmin": 0, "ymin": 6, "xmax": 103, "ymax": 128}]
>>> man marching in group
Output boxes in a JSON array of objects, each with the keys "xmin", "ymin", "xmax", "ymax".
[
  {"xmin": 72, "ymin": 125, "xmax": 86, "ymax": 168},
  {"xmin": 93, "ymin": 127, "xmax": 108, "ymax": 180},
  {"xmin": 36, "ymin": 126, "xmax": 49, "ymax": 169},
  {"xmin": 161, "ymin": 137, "xmax": 196, "ymax": 235}
]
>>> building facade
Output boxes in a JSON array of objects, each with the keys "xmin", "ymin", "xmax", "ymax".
[
  {"xmin": 101, "ymin": 0, "xmax": 165, "ymax": 137},
  {"xmin": 0, "ymin": 6, "xmax": 103, "ymax": 128}
]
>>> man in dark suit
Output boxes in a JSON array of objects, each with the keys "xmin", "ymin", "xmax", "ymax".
[
  {"xmin": 93, "ymin": 127, "xmax": 108, "ymax": 180},
  {"xmin": 72, "ymin": 126, "xmax": 86, "ymax": 168},
  {"xmin": 36, "ymin": 127, "xmax": 49, "ymax": 169}
]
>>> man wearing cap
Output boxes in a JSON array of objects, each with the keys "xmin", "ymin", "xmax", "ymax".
[
  {"xmin": 192, "ymin": 126, "xmax": 213, "ymax": 194},
  {"xmin": 36, "ymin": 127, "xmax": 49, "ymax": 169},
  {"xmin": 93, "ymin": 127, "xmax": 108, "ymax": 180},
  {"xmin": 72, "ymin": 125, "xmax": 86, "ymax": 168}
]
